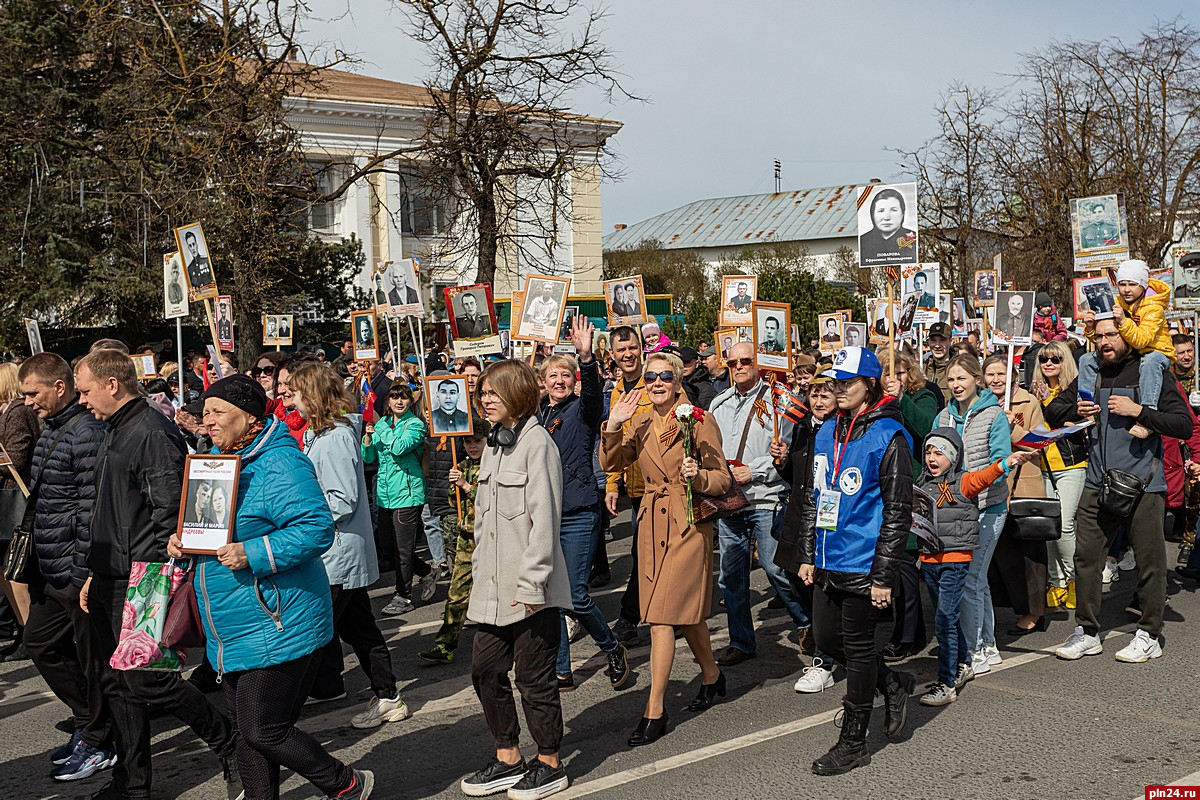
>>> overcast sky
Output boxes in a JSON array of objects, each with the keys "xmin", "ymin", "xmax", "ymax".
[{"xmin": 302, "ymin": 1, "xmax": 1192, "ymax": 234}]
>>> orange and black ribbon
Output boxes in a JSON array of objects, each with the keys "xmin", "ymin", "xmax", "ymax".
[{"xmin": 936, "ymin": 481, "xmax": 955, "ymax": 508}]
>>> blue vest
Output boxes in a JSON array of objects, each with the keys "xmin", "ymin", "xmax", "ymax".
[{"xmin": 811, "ymin": 416, "xmax": 910, "ymax": 574}]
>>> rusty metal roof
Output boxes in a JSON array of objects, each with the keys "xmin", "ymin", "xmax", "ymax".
[{"xmin": 604, "ymin": 185, "xmax": 858, "ymax": 252}]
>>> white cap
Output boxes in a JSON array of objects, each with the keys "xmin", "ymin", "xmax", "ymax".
[{"xmin": 1115, "ymin": 259, "xmax": 1149, "ymax": 288}]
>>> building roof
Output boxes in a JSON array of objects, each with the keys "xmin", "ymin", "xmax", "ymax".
[{"xmin": 603, "ymin": 185, "xmax": 859, "ymax": 252}]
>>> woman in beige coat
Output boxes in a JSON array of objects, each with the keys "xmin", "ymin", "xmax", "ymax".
[{"xmin": 601, "ymin": 351, "xmax": 732, "ymax": 747}]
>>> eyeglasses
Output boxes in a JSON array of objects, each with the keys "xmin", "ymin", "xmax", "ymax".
[
  {"xmin": 1096, "ymin": 331, "xmax": 1123, "ymax": 341},
  {"xmin": 725, "ymin": 357, "xmax": 755, "ymax": 368},
  {"xmin": 830, "ymin": 378, "xmax": 862, "ymax": 393},
  {"xmin": 644, "ymin": 370, "xmax": 677, "ymax": 384},
  {"xmin": 251, "ymin": 365, "xmax": 276, "ymax": 377},
  {"xmin": 1037, "ymin": 355, "xmax": 1062, "ymax": 364}
]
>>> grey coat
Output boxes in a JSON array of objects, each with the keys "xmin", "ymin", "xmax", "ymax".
[
  {"xmin": 305, "ymin": 416, "xmax": 378, "ymax": 590},
  {"xmin": 468, "ymin": 418, "xmax": 572, "ymax": 627}
]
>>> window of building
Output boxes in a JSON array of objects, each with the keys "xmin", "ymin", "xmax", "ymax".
[
  {"xmin": 309, "ymin": 163, "xmax": 344, "ymax": 234},
  {"xmin": 398, "ymin": 169, "xmax": 454, "ymax": 238}
]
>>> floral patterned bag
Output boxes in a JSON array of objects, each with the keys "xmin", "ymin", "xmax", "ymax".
[{"xmin": 109, "ymin": 560, "xmax": 190, "ymax": 671}]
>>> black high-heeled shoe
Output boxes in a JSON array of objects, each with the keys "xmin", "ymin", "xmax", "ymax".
[
  {"xmin": 1006, "ymin": 616, "xmax": 1049, "ymax": 636},
  {"xmin": 628, "ymin": 713, "xmax": 669, "ymax": 747},
  {"xmin": 686, "ymin": 670, "xmax": 727, "ymax": 712}
]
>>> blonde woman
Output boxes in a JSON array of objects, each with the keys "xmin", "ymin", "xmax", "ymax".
[
  {"xmin": 601, "ymin": 351, "xmax": 731, "ymax": 746},
  {"xmin": 1032, "ymin": 340, "xmax": 1089, "ymax": 611},
  {"xmin": 0, "ymin": 361, "xmax": 39, "ymax": 643}
]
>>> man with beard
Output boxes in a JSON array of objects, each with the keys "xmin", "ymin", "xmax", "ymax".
[{"xmin": 1051, "ymin": 318, "xmax": 1192, "ymax": 665}]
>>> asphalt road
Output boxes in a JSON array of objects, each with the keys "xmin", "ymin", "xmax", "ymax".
[{"xmin": 2, "ymin": 508, "xmax": 1198, "ymax": 800}]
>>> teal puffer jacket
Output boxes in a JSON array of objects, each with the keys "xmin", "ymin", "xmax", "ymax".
[
  {"xmin": 362, "ymin": 411, "xmax": 427, "ymax": 509},
  {"xmin": 195, "ymin": 418, "xmax": 335, "ymax": 676}
]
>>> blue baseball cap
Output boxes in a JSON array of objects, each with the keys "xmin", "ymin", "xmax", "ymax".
[{"xmin": 829, "ymin": 346, "xmax": 882, "ymax": 380}]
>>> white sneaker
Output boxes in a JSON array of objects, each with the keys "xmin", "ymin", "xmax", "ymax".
[
  {"xmin": 970, "ymin": 652, "xmax": 991, "ymax": 675},
  {"xmin": 954, "ymin": 663, "xmax": 974, "ymax": 689},
  {"xmin": 920, "ymin": 682, "xmax": 957, "ymax": 706},
  {"xmin": 564, "ymin": 616, "xmax": 583, "ymax": 644},
  {"xmin": 1055, "ymin": 625, "xmax": 1103, "ymax": 660},
  {"xmin": 1102, "ymin": 561, "xmax": 1119, "ymax": 584},
  {"xmin": 794, "ymin": 658, "xmax": 835, "ymax": 693},
  {"xmin": 350, "ymin": 695, "xmax": 410, "ymax": 729},
  {"xmin": 1117, "ymin": 550, "xmax": 1137, "ymax": 571},
  {"xmin": 417, "ymin": 570, "xmax": 439, "ymax": 603},
  {"xmin": 981, "ymin": 643, "xmax": 1002, "ymax": 666},
  {"xmin": 381, "ymin": 594, "xmax": 414, "ymax": 615},
  {"xmin": 1114, "ymin": 629, "xmax": 1163, "ymax": 663}
]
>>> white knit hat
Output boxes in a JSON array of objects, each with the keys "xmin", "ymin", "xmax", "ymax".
[{"xmin": 1115, "ymin": 259, "xmax": 1149, "ymax": 287}]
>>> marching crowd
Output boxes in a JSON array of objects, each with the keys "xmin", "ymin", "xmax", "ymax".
[{"xmin": 0, "ymin": 256, "xmax": 1197, "ymax": 798}]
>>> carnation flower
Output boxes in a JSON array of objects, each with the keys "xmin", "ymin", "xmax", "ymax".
[{"xmin": 675, "ymin": 404, "xmax": 694, "ymax": 420}]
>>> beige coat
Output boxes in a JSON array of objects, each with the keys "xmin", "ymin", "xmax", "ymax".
[
  {"xmin": 600, "ymin": 395, "xmax": 732, "ymax": 625},
  {"xmin": 1005, "ymin": 387, "xmax": 1047, "ymax": 500},
  {"xmin": 467, "ymin": 420, "xmax": 573, "ymax": 627}
]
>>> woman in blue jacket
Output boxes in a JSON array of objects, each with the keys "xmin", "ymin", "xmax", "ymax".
[
  {"xmin": 799, "ymin": 347, "xmax": 914, "ymax": 776},
  {"xmin": 169, "ymin": 375, "xmax": 373, "ymax": 800}
]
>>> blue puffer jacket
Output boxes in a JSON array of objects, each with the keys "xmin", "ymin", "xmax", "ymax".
[
  {"xmin": 31, "ymin": 400, "xmax": 106, "ymax": 588},
  {"xmin": 195, "ymin": 418, "xmax": 335, "ymax": 676},
  {"xmin": 536, "ymin": 357, "xmax": 603, "ymax": 513}
]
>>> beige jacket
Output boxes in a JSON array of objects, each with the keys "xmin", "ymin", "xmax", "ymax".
[{"xmin": 467, "ymin": 419, "xmax": 572, "ymax": 627}]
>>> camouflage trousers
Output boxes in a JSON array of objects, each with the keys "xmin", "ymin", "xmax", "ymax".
[{"xmin": 433, "ymin": 533, "xmax": 475, "ymax": 653}]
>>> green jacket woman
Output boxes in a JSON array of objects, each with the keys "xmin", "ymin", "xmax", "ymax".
[{"xmin": 363, "ymin": 408, "xmax": 428, "ymax": 509}]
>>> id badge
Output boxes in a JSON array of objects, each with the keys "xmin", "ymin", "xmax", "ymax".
[{"xmin": 817, "ymin": 488, "xmax": 841, "ymax": 529}]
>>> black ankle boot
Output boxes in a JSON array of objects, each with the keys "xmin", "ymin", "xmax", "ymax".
[
  {"xmin": 812, "ymin": 702, "xmax": 872, "ymax": 776},
  {"xmin": 686, "ymin": 671, "xmax": 726, "ymax": 712},
  {"xmin": 881, "ymin": 669, "xmax": 915, "ymax": 738},
  {"xmin": 628, "ymin": 713, "xmax": 669, "ymax": 747}
]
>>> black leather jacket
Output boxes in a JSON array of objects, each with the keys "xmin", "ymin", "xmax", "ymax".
[
  {"xmin": 1042, "ymin": 387, "xmax": 1091, "ymax": 468},
  {"xmin": 797, "ymin": 399, "xmax": 913, "ymax": 596}
]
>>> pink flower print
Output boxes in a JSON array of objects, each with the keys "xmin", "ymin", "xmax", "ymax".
[
  {"xmin": 128, "ymin": 562, "xmax": 149, "ymax": 586},
  {"xmin": 110, "ymin": 629, "xmax": 162, "ymax": 670}
]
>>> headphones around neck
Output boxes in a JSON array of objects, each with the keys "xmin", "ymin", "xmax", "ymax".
[{"xmin": 487, "ymin": 416, "xmax": 528, "ymax": 448}]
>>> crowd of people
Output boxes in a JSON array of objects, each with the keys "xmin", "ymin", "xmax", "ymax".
[{"xmin": 0, "ymin": 257, "xmax": 1196, "ymax": 798}]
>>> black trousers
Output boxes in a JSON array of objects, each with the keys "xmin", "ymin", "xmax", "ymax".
[
  {"xmin": 471, "ymin": 608, "xmax": 563, "ymax": 755},
  {"xmin": 225, "ymin": 653, "xmax": 351, "ymax": 800},
  {"xmin": 309, "ymin": 585, "xmax": 398, "ymax": 700},
  {"xmin": 813, "ymin": 583, "xmax": 893, "ymax": 709},
  {"xmin": 618, "ymin": 496, "xmax": 642, "ymax": 625},
  {"xmin": 25, "ymin": 580, "xmax": 112, "ymax": 749},
  {"xmin": 380, "ymin": 505, "xmax": 428, "ymax": 598},
  {"xmin": 89, "ymin": 575, "xmax": 234, "ymax": 798},
  {"xmin": 888, "ymin": 550, "xmax": 927, "ymax": 647}
]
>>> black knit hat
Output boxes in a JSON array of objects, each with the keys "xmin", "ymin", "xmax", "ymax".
[{"xmin": 202, "ymin": 374, "xmax": 267, "ymax": 420}]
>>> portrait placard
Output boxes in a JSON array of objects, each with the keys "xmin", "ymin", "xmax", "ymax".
[
  {"xmin": 1076, "ymin": 276, "xmax": 1116, "ymax": 321},
  {"xmin": 714, "ymin": 328, "xmax": 738, "ymax": 362},
  {"xmin": 131, "ymin": 355, "xmax": 157, "ymax": 380},
  {"xmin": 902, "ymin": 263, "xmax": 940, "ymax": 325},
  {"xmin": 350, "ymin": 311, "xmax": 380, "ymax": 362},
  {"xmin": 952, "ymin": 298, "xmax": 967, "ymax": 336},
  {"xmin": 1173, "ymin": 248, "xmax": 1200, "ymax": 311},
  {"xmin": 974, "ymin": 269, "xmax": 997, "ymax": 308},
  {"xmin": 868, "ymin": 299, "xmax": 897, "ymax": 345},
  {"xmin": 214, "ymin": 295, "xmax": 234, "ymax": 351},
  {"xmin": 424, "ymin": 374, "xmax": 474, "ymax": 438},
  {"xmin": 837, "ymin": 309, "xmax": 853, "ymax": 323},
  {"xmin": 25, "ymin": 319, "xmax": 43, "ymax": 355},
  {"xmin": 163, "ymin": 252, "xmax": 190, "ymax": 320},
  {"xmin": 509, "ymin": 291, "xmax": 526, "ymax": 338},
  {"xmin": 604, "ymin": 275, "xmax": 648, "ymax": 327},
  {"xmin": 938, "ymin": 291, "xmax": 952, "ymax": 326},
  {"xmin": 559, "ymin": 306, "xmax": 579, "ymax": 343},
  {"xmin": 592, "ymin": 330, "xmax": 610, "ymax": 355},
  {"xmin": 514, "ymin": 274, "xmax": 572, "ymax": 344},
  {"xmin": 720, "ymin": 275, "xmax": 757, "ymax": 327},
  {"xmin": 752, "ymin": 301, "xmax": 791, "ymax": 372},
  {"xmin": 371, "ymin": 266, "xmax": 390, "ymax": 316},
  {"xmin": 177, "ymin": 454, "xmax": 241, "ymax": 555},
  {"xmin": 173, "ymin": 222, "xmax": 218, "ymax": 302},
  {"xmin": 843, "ymin": 323, "xmax": 868, "ymax": 349},
  {"xmin": 964, "ymin": 319, "xmax": 984, "ymax": 342},
  {"xmin": 445, "ymin": 284, "xmax": 501, "ymax": 358},
  {"xmin": 992, "ymin": 291, "xmax": 1036, "ymax": 346},
  {"xmin": 817, "ymin": 313, "xmax": 843, "ymax": 353},
  {"xmin": 1166, "ymin": 310, "xmax": 1197, "ymax": 337},
  {"xmin": 736, "ymin": 326, "xmax": 752, "ymax": 343},
  {"xmin": 1069, "ymin": 194, "xmax": 1130, "ymax": 272},
  {"xmin": 857, "ymin": 182, "xmax": 919, "ymax": 267},
  {"xmin": 276, "ymin": 314, "xmax": 294, "ymax": 346},
  {"xmin": 379, "ymin": 259, "xmax": 425, "ymax": 317}
]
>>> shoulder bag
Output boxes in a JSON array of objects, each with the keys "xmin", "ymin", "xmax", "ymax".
[
  {"xmin": 1095, "ymin": 388, "xmax": 1156, "ymax": 518},
  {"xmin": 3, "ymin": 413, "xmax": 84, "ymax": 582},
  {"xmin": 161, "ymin": 563, "xmax": 205, "ymax": 650},
  {"xmin": 1003, "ymin": 454, "xmax": 1061, "ymax": 542},
  {"xmin": 694, "ymin": 388, "xmax": 764, "ymax": 523}
]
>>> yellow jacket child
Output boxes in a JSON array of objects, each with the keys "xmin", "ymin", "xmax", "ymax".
[{"xmin": 1093, "ymin": 260, "xmax": 1175, "ymax": 363}]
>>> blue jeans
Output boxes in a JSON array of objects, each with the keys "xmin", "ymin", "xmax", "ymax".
[
  {"xmin": 1078, "ymin": 350, "xmax": 1169, "ymax": 408},
  {"xmin": 922, "ymin": 560, "xmax": 970, "ymax": 687},
  {"xmin": 960, "ymin": 508, "xmax": 1006, "ymax": 654},
  {"xmin": 421, "ymin": 504, "xmax": 447, "ymax": 565},
  {"xmin": 556, "ymin": 506, "xmax": 618, "ymax": 676},
  {"xmin": 718, "ymin": 504, "xmax": 811, "ymax": 655}
]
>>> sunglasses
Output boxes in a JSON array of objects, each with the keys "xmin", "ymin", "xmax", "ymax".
[
  {"xmin": 1037, "ymin": 355, "xmax": 1062, "ymax": 364},
  {"xmin": 251, "ymin": 365, "xmax": 276, "ymax": 377},
  {"xmin": 726, "ymin": 357, "xmax": 755, "ymax": 368},
  {"xmin": 644, "ymin": 370, "xmax": 677, "ymax": 384}
]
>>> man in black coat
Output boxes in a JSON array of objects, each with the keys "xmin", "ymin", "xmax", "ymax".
[
  {"xmin": 75, "ymin": 349, "xmax": 237, "ymax": 799},
  {"xmin": 17, "ymin": 353, "xmax": 115, "ymax": 778},
  {"xmin": 679, "ymin": 346, "xmax": 717, "ymax": 410}
]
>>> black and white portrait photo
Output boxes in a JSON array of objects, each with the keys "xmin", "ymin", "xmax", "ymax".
[
  {"xmin": 25, "ymin": 318, "xmax": 43, "ymax": 355},
  {"xmin": 752, "ymin": 301, "xmax": 791, "ymax": 372},
  {"xmin": 992, "ymin": 291, "xmax": 1035, "ymax": 345},
  {"xmin": 1077, "ymin": 277, "xmax": 1116, "ymax": 320},
  {"xmin": 351, "ymin": 311, "xmax": 379, "ymax": 361},
  {"xmin": 163, "ymin": 251, "xmax": 189, "ymax": 319},
  {"xmin": 720, "ymin": 275, "xmax": 757, "ymax": 327},
  {"xmin": 843, "ymin": 323, "xmax": 867, "ymax": 348},
  {"xmin": 277, "ymin": 314, "xmax": 292, "ymax": 344},
  {"xmin": 869, "ymin": 299, "xmax": 897, "ymax": 345},
  {"xmin": 215, "ymin": 295, "xmax": 234, "ymax": 349},
  {"xmin": 447, "ymin": 286, "xmax": 495, "ymax": 340},
  {"xmin": 382, "ymin": 259, "xmax": 423, "ymax": 315},
  {"xmin": 857, "ymin": 182, "xmax": 919, "ymax": 267},
  {"xmin": 1174, "ymin": 250, "xmax": 1200, "ymax": 308},
  {"xmin": 372, "ymin": 270, "xmax": 389, "ymax": 314},
  {"xmin": 818, "ymin": 313, "xmax": 842, "ymax": 353},
  {"xmin": 174, "ymin": 222, "xmax": 217, "ymax": 300},
  {"xmin": 902, "ymin": 265, "xmax": 939, "ymax": 312},
  {"xmin": 515, "ymin": 274, "xmax": 571, "ymax": 343},
  {"xmin": 425, "ymin": 375, "xmax": 473, "ymax": 437},
  {"xmin": 974, "ymin": 270, "xmax": 996, "ymax": 307},
  {"xmin": 559, "ymin": 306, "xmax": 579, "ymax": 342},
  {"xmin": 263, "ymin": 315, "xmax": 279, "ymax": 346},
  {"xmin": 178, "ymin": 454, "xmax": 240, "ymax": 554},
  {"xmin": 604, "ymin": 276, "xmax": 647, "ymax": 326}
]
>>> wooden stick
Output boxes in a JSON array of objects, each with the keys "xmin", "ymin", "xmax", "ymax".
[
  {"xmin": 451, "ymin": 437, "xmax": 463, "ymax": 522},
  {"xmin": 887, "ymin": 278, "xmax": 896, "ymax": 381},
  {"xmin": 203, "ymin": 298, "xmax": 223, "ymax": 379},
  {"xmin": 1004, "ymin": 344, "xmax": 1015, "ymax": 411},
  {"xmin": 772, "ymin": 372, "xmax": 781, "ymax": 442}
]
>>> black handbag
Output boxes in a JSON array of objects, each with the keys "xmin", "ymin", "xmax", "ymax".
[
  {"xmin": 1003, "ymin": 457, "xmax": 1062, "ymax": 542},
  {"xmin": 1094, "ymin": 397, "xmax": 1156, "ymax": 518},
  {"xmin": 0, "ymin": 488, "xmax": 28, "ymax": 542}
]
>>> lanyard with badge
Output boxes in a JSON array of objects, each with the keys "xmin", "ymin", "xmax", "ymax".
[{"xmin": 817, "ymin": 407, "xmax": 868, "ymax": 530}]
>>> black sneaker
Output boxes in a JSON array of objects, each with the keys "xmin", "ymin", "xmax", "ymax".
[
  {"xmin": 460, "ymin": 757, "xmax": 526, "ymax": 797},
  {"xmin": 612, "ymin": 619, "xmax": 639, "ymax": 646},
  {"xmin": 556, "ymin": 674, "xmax": 575, "ymax": 692},
  {"xmin": 588, "ymin": 572, "xmax": 611, "ymax": 589},
  {"xmin": 507, "ymin": 760, "xmax": 569, "ymax": 800},
  {"xmin": 221, "ymin": 755, "xmax": 243, "ymax": 800},
  {"xmin": 416, "ymin": 645, "xmax": 455, "ymax": 664},
  {"xmin": 329, "ymin": 768, "xmax": 373, "ymax": 799},
  {"xmin": 605, "ymin": 644, "xmax": 631, "ymax": 689}
]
